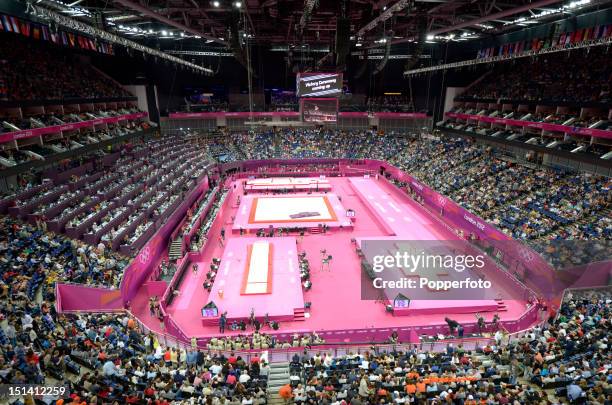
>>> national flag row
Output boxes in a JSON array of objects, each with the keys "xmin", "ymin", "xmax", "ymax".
[
  {"xmin": 477, "ymin": 24, "xmax": 612, "ymax": 59},
  {"xmin": 0, "ymin": 13, "xmax": 114, "ymax": 55}
]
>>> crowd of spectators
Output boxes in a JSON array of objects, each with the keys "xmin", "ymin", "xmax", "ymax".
[
  {"xmin": 2, "ymin": 136, "xmax": 209, "ymax": 263},
  {"xmin": 1, "ymin": 107, "xmax": 142, "ymax": 134},
  {"xmin": 0, "ymin": 198, "xmax": 610, "ymax": 404},
  {"xmin": 0, "ymin": 301, "xmax": 271, "ymax": 404},
  {"xmin": 385, "ymin": 137, "xmax": 610, "ymax": 243},
  {"xmin": 459, "ymin": 48, "xmax": 611, "ymax": 104},
  {"xmin": 284, "ymin": 287, "xmax": 611, "ymax": 404},
  {"xmin": 1, "ymin": 108, "xmax": 149, "ymax": 169},
  {"xmin": 0, "ymin": 125, "xmax": 608, "ymax": 404},
  {"xmin": 0, "ymin": 34, "xmax": 132, "ymax": 102},
  {"xmin": 440, "ymin": 106, "xmax": 611, "ymax": 158},
  {"xmin": 0, "ymin": 215, "xmax": 128, "ymax": 289},
  {"xmin": 366, "ymin": 96, "xmax": 415, "ymax": 113},
  {"xmin": 207, "ymin": 332, "xmax": 325, "ymax": 351},
  {"xmin": 270, "ymin": 92, "xmax": 299, "ymax": 112},
  {"xmin": 204, "ymin": 129, "xmax": 411, "ymax": 162},
  {"xmin": 174, "ymin": 95, "xmax": 417, "ymax": 114}
]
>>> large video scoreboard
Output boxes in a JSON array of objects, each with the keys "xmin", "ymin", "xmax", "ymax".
[
  {"xmin": 301, "ymin": 98, "xmax": 339, "ymax": 123},
  {"xmin": 296, "ymin": 72, "xmax": 343, "ymax": 97},
  {"xmin": 297, "ymin": 72, "xmax": 342, "ymax": 123}
]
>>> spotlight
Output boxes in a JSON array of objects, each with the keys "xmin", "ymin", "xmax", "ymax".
[
  {"xmin": 212, "ymin": 0, "xmax": 220, "ymax": 6},
  {"xmin": 161, "ymin": 30, "xmax": 167, "ymax": 36},
  {"xmin": 234, "ymin": 1, "xmax": 241, "ymax": 7},
  {"xmin": 426, "ymin": 34, "xmax": 434, "ymax": 40}
]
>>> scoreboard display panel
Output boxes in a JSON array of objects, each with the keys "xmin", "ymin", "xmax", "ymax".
[
  {"xmin": 301, "ymin": 98, "xmax": 338, "ymax": 122},
  {"xmin": 296, "ymin": 72, "xmax": 343, "ymax": 97}
]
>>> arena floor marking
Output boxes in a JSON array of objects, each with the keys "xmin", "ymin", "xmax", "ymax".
[{"xmin": 146, "ymin": 177, "xmax": 531, "ymax": 340}]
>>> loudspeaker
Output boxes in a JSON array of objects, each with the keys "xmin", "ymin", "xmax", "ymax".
[
  {"xmin": 372, "ymin": 34, "xmax": 392, "ymax": 75},
  {"xmin": 405, "ymin": 14, "xmax": 426, "ymax": 71},
  {"xmin": 335, "ymin": 18, "xmax": 350, "ymax": 67}
]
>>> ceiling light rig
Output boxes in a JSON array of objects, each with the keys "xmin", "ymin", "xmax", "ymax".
[
  {"xmin": 502, "ymin": 0, "xmax": 591, "ymax": 27},
  {"xmin": 39, "ymin": 0, "xmax": 92, "ymax": 17},
  {"xmin": 31, "ymin": 4, "xmax": 214, "ymax": 74},
  {"xmin": 356, "ymin": 0, "xmax": 413, "ymax": 38}
]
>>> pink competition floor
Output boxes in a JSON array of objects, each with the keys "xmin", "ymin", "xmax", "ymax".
[
  {"xmin": 204, "ymin": 237, "xmax": 303, "ymax": 321},
  {"xmin": 133, "ymin": 176, "xmax": 529, "ymax": 341},
  {"xmin": 232, "ymin": 193, "xmax": 353, "ymax": 232}
]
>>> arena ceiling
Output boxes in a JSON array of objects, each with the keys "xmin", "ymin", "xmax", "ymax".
[{"xmin": 44, "ymin": 0, "xmax": 611, "ymax": 50}]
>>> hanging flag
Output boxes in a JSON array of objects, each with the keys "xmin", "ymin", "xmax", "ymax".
[
  {"xmin": 31, "ymin": 25, "xmax": 41, "ymax": 40},
  {"xmin": 19, "ymin": 20, "xmax": 31, "ymax": 37},
  {"xmin": 523, "ymin": 40, "xmax": 531, "ymax": 51},
  {"xmin": 67, "ymin": 32, "xmax": 76, "ymax": 47},
  {"xmin": 42, "ymin": 25, "xmax": 50, "ymax": 41},
  {"xmin": 551, "ymin": 35, "xmax": 559, "ymax": 47},
  {"xmin": 61, "ymin": 31, "xmax": 68, "ymax": 45},
  {"xmin": 1, "ymin": 15, "xmax": 12, "ymax": 32},
  {"xmin": 591, "ymin": 25, "xmax": 600, "ymax": 38},
  {"xmin": 9, "ymin": 16, "xmax": 20, "ymax": 33},
  {"xmin": 599, "ymin": 26, "xmax": 607, "ymax": 38}
]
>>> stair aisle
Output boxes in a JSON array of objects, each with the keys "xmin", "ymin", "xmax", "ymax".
[
  {"xmin": 267, "ymin": 362, "xmax": 291, "ymax": 404},
  {"xmin": 168, "ymin": 238, "xmax": 183, "ymax": 260}
]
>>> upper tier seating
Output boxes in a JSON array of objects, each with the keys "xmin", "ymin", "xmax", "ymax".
[
  {"xmin": 0, "ymin": 33, "xmax": 132, "ymax": 102},
  {"xmin": 458, "ymin": 48, "xmax": 611, "ymax": 104}
]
